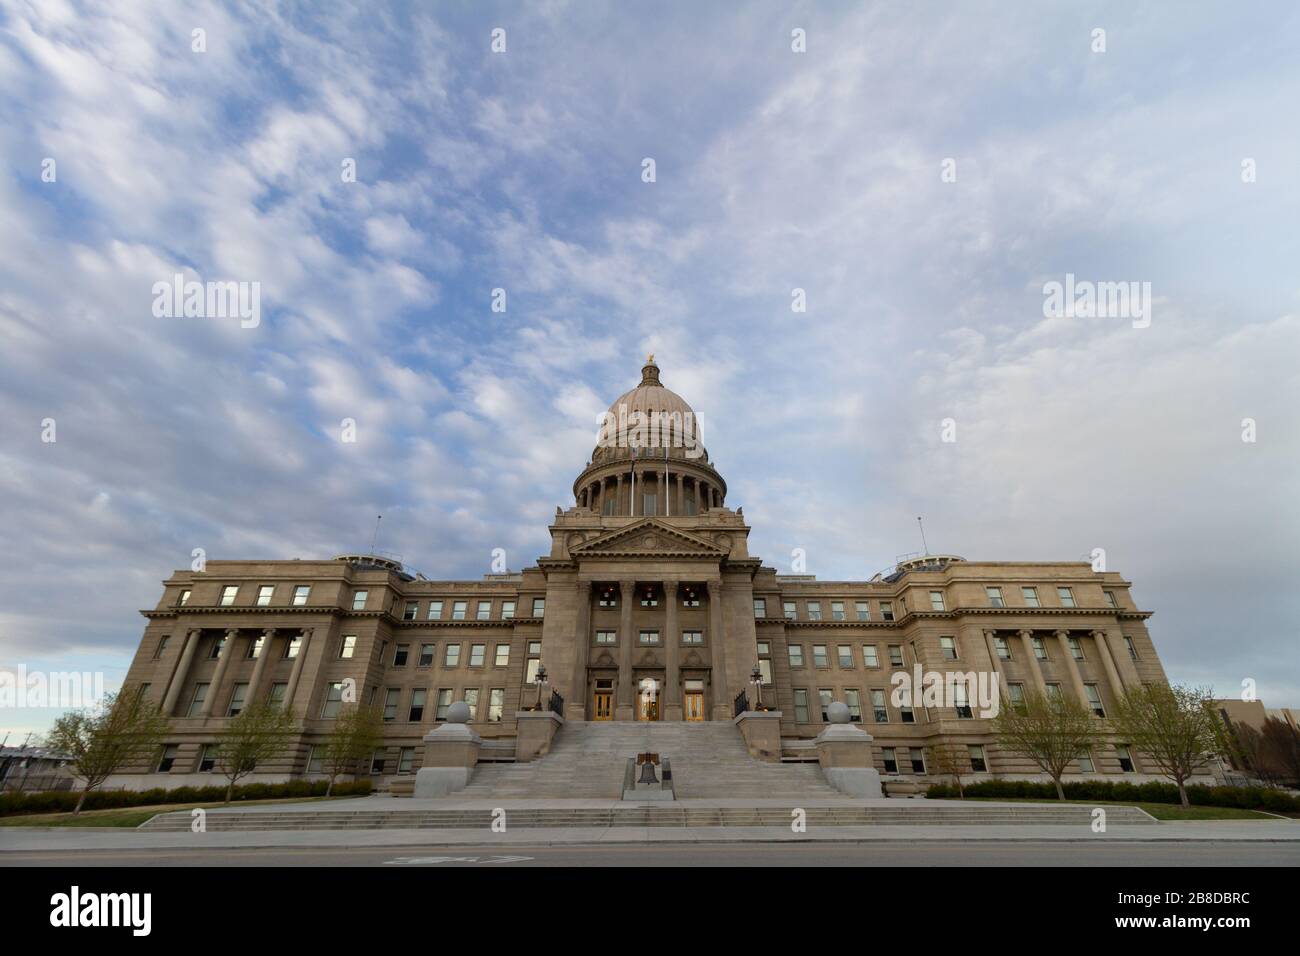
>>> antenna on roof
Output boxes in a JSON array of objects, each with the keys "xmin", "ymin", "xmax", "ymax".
[
  {"xmin": 370, "ymin": 515, "xmax": 382, "ymax": 555},
  {"xmin": 917, "ymin": 516, "xmax": 929, "ymax": 556}
]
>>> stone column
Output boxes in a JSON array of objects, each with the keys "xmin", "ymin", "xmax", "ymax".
[
  {"xmin": 246, "ymin": 628, "xmax": 275, "ymax": 706},
  {"xmin": 570, "ymin": 580, "xmax": 592, "ymax": 721},
  {"xmin": 982, "ymin": 629, "xmax": 1005, "ymax": 682},
  {"xmin": 1056, "ymin": 630, "xmax": 1091, "ymax": 708},
  {"xmin": 699, "ymin": 481, "xmax": 708, "ymax": 513},
  {"xmin": 1105, "ymin": 629, "xmax": 1142, "ymax": 688},
  {"xmin": 1093, "ymin": 629, "xmax": 1127, "ymax": 697},
  {"xmin": 199, "ymin": 629, "xmax": 238, "ymax": 717},
  {"xmin": 615, "ymin": 579, "xmax": 636, "ymax": 720},
  {"xmin": 676, "ymin": 473, "xmax": 685, "ymax": 516},
  {"xmin": 707, "ymin": 578, "xmax": 729, "ymax": 720},
  {"xmin": 161, "ymin": 628, "xmax": 200, "ymax": 716},
  {"xmin": 284, "ymin": 628, "xmax": 313, "ymax": 716},
  {"xmin": 1018, "ymin": 629, "xmax": 1048, "ymax": 696},
  {"xmin": 616, "ymin": 475, "xmax": 624, "ymax": 516},
  {"xmin": 663, "ymin": 578, "xmax": 682, "ymax": 721}
]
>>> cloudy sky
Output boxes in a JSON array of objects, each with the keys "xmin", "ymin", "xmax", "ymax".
[{"xmin": 1, "ymin": 1, "xmax": 1297, "ymax": 739}]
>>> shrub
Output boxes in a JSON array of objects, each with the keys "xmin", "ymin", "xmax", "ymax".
[
  {"xmin": 924, "ymin": 778, "xmax": 1300, "ymax": 812},
  {"xmin": 0, "ymin": 777, "xmax": 372, "ymax": 818}
]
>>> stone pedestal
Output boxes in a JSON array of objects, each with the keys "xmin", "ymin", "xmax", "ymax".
[
  {"xmin": 733, "ymin": 709, "xmax": 783, "ymax": 762},
  {"xmin": 813, "ymin": 702, "xmax": 882, "ymax": 798},
  {"xmin": 414, "ymin": 702, "xmax": 481, "ymax": 798},
  {"xmin": 514, "ymin": 710, "xmax": 563, "ymax": 762}
]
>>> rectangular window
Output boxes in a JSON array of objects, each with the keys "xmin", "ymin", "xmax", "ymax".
[
  {"xmin": 423, "ymin": 600, "xmax": 442, "ymax": 620},
  {"xmin": 187, "ymin": 683, "xmax": 209, "ymax": 717},
  {"xmin": 1116, "ymin": 745, "xmax": 1135, "ymax": 773},
  {"xmin": 451, "ymin": 600, "xmax": 467, "ymax": 620},
  {"xmin": 994, "ymin": 636, "xmax": 1011, "ymax": 660},
  {"xmin": 642, "ymin": 492, "xmax": 657, "ymax": 516},
  {"xmin": 788, "ymin": 644, "xmax": 804, "ymax": 668},
  {"xmin": 463, "ymin": 688, "xmax": 480, "ymax": 719},
  {"xmin": 158, "ymin": 744, "xmax": 178, "ymax": 773},
  {"xmin": 501, "ymin": 601, "xmax": 515, "ymax": 620},
  {"xmin": 488, "ymin": 688, "xmax": 505, "ymax": 722},
  {"xmin": 863, "ymin": 644, "xmax": 879, "ymax": 667},
  {"xmin": 284, "ymin": 636, "xmax": 301, "ymax": 659},
  {"xmin": 153, "ymin": 636, "xmax": 170, "ymax": 660},
  {"xmin": 383, "ymin": 688, "xmax": 400, "ymax": 721},
  {"xmin": 226, "ymin": 682, "xmax": 248, "ymax": 717},
  {"xmin": 1068, "ymin": 636, "xmax": 1084, "ymax": 660},
  {"xmin": 307, "ymin": 745, "xmax": 324, "ymax": 774},
  {"xmin": 476, "ymin": 601, "xmax": 492, "ymax": 620},
  {"xmin": 1085, "ymin": 683, "xmax": 1105, "ymax": 717},
  {"xmin": 393, "ymin": 643, "xmax": 409, "ymax": 667},
  {"xmin": 178, "ymin": 589, "xmax": 191, "ymax": 607},
  {"xmin": 953, "ymin": 683, "xmax": 972, "ymax": 718},
  {"xmin": 888, "ymin": 644, "xmax": 904, "ymax": 667},
  {"xmin": 398, "ymin": 747, "xmax": 415, "ymax": 774},
  {"xmin": 321, "ymin": 681, "xmax": 346, "ymax": 718},
  {"xmin": 880, "ymin": 602, "xmax": 894, "ymax": 622},
  {"xmin": 855, "ymin": 600, "xmax": 869, "ymax": 621},
  {"xmin": 1124, "ymin": 636, "xmax": 1138, "ymax": 661},
  {"xmin": 1022, "ymin": 586, "xmax": 1039, "ymax": 607},
  {"xmin": 339, "ymin": 635, "xmax": 357, "ymax": 659},
  {"xmin": 793, "ymin": 689, "xmax": 809, "ymax": 723},
  {"xmin": 495, "ymin": 644, "xmax": 510, "ymax": 666},
  {"xmin": 1008, "ymin": 682, "xmax": 1025, "ymax": 710},
  {"xmin": 882, "ymin": 747, "xmax": 898, "ymax": 774},
  {"xmin": 1045, "ymin": 682, "xmax": 1063, "ymax": 700},
  {"xmin": 759, "ymin": 659, "xmax": 773, "ymax": 684},
  {"xmin": 257, "ymin": 585, "xmax": 274, "ymax": 606},
  {"xmin": 595, "ymin": 630, "xmax": 617, "ymax": 644},
  {"xmin": 638, "ymin": 630, "xmax": 660, "ymax": 645},
  {"xmin": 900, "ymin": 702, "xmax": 915, "ymax": 724},
  {"xmin": 640, "ymin": 588, "xmax": 659, "ymax": 607},
  {"xmin": 245, "ymin": 636, "xmax": 263, "ymax": 660},
  {"xmin": 417, "ymin": 643, "xmax": 435, "ymax": 667},
  {"xmin": 352, "ymin": 590, "xmax": 369, "ymax": 611},
  {"xmin": 1078, "ymin": 752, "xmax": 1095, "ymax": 773},
  {"xmin": 525, "ymin": 659, "xmax": 541, "ymax": 684},
  {"xmin": 818, "ymin": 689, "xmax": 833, "ymax": 722},
  {"xmin": 1057, "ymin": 586, "xmax": 1076, "ymax": 608},
  {"xmin": 435, "ymin": 689, "xmax": 453, "ymax": 720},
  {"xmin": 1104, "ymin": 590, "xmax": 1118, "ymax": 609},
  {"xmin": 528, "ymin": 640, "xmax": 541, "ymax": 655},
  {"xmin": 403, "ymin": 601, "xmax": 418, "ymax": 621},
  {"xmin": 845, "ymin": 689, "xmax": 862, "ymax": 722},
  {"xmin": 267, "ymin": 683, "xmax": 287, "ymax": 706},
  {"xmin": 208, "ymin": 635, "xmax": 225, "ymax": 660},
  {"xmin": 986, "ymin": 586, "xmax": 1004, "ymax": 607},
  {"xmin": 292, "ymin": 585, "xmax": 310, "ymax": 606},
  {"xmin": 871, "ymin": 689, "xmax": 888, "ymax": 723},
  {"xmin": 812, "ymin": 644, "xmax": 828, "ymax": 668},
  {"xmin": 807, "ymin": 601, "xmax": 822, "ymax": 621},
  {"xmin": 408, "ymin": 689, "xmax": 427, "ymax": 722},
  {"xmin": 757, "ymin": 641, "xmax": 770, "ymax": 656},
  {"xmin": 909, "ymin": 748, "xmax": 926, "ymax": 774},
  {"xmin": 220, "ymin": 585, "xmax": 239, "ymax": 606},
  {"xmin": 199, "ymin": 745, "xmax": 217, "ymax": 773},
  {"xmin": 370, "ymin": 751, "xmax": 386, "ymax": 775},
  {"xmin": 681, "ymin": 630, "xmax": 703, "ymax": 645},
  {"xmin": 469, "ymin": 644, "xmax": 486, "ymax": 666},
  {"xmin": 1032, "ymin": 636, "xmax": 1048, "ymax": 660},
  {"xmin": 968, "ymin": 745, "xmax": 988, "ymax": 773},
  {"xmin": 598, "ymin": 586, "xmax": 618, "ymax": 607},
  {"xmin": 753, "ymin": 598, "xmax": 766, "ymax": 618},
  {"xmin": 837, "ymin": 644, "xmax": 853, "ymax": 668},
  {"xmin": 783, "ymin": 601, "xmax": 797, "ymax": 620},
  {"xmin": 681, "ymin": 587, "xmax": 700, "ymax": 607},
  {"xmin": 940, "ymin": 636, "xmax": 958, "ymax": 660},
  {"xmin": 533, "ymin": 598, "xmax": 545, "ymax": 618},
  {"xmin": 445, "ymin": 644, "xmax": 461, "ymax": 667},
  {"xmin": 831, "ymin": 601, "xmax": 845, "ymax": 621},
  {"xmin": 929, "ymin": 590, "xmax": 945, "ymax": 611}
]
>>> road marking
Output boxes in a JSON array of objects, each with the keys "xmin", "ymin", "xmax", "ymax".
[{"xmin": 383, "ymin": 855, "xmax": 534, "ymax": 865}]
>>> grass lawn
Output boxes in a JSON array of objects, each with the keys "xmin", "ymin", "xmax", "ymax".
[
  {"xmin": 0, "ymin": 795, "xmax": 364, "ymax": 828},
  {"xmin": 957, "ymin": 796, "xmax": 1286, "ymax": 821}
]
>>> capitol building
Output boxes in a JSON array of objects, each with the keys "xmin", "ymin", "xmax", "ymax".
[{"xmin": 119, "ymin": 357, "xmax": 1172, "ymax": 794}]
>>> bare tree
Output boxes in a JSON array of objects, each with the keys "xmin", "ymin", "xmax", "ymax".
[
  {"xmin": 1109, "ymin": 683, "xmax": 1222, "ymax": 807},
  {"xmin": 926, "ymin": 742, "xmax": 968, "ymax": 798},
  {"xmin": 215, "ymin": 701, "xmax": 298, "ymax": 804},
  {"xmin": 993, "ymin": 691, "xmax": 1101, "ymax": 800},
  {"xmin": 323, "ymin": 704, "xmax": 384, "ymax": 796},
  {"xmin": 46, "ymin": 690, "xmax": 171, "ymax": 814},
  {"xmin": 1259, "ymin": 717, "xmax": 1300, "ymax": 788}
]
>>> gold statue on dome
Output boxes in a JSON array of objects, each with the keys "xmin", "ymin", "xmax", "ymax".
[{"xmin": 646, "ymin": 353, "xmax": 655, "ymax": 364}]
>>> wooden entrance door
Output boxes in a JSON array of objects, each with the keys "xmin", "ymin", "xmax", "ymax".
[
  {"xmin": 593, "ymin": 691, "xmax": 613, "ymax": 720},
  {"xmin": 637, "ymin": 678, "xmax": 660, "ymax": 721}
]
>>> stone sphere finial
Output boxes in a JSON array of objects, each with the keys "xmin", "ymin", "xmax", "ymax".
[
  {"xmin": 447, "ymin": 701, "xmax": 471, "ymax": 724},
  {"xmin": 827, "ymin": 701, "xmax": 851, "ymax": 724}
]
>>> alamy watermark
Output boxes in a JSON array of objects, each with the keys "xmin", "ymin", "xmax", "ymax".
[
  {"xmin": 0, "ymin": 666, "xmax": 106, "ymax": 709},
  {"xmin": 1042, "ymin": 273, "xmax": 1151, "ymax": 328},
  {"xmin": 152, "ymin": 274, "xmax": 261, "ymax": 328},
  {"xmin": 890, "ymin": 666, "xmax": 1001, "ymax": 718}
]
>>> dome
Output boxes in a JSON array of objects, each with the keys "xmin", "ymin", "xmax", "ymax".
[{"xmin": 593, "ymin": 356, "xmax": 706, "ymax": 464}]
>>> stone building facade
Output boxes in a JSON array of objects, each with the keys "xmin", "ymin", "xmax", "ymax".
[{"xmin": 117, "ymin": 358, "xmax": 1175, "ymax": 790}]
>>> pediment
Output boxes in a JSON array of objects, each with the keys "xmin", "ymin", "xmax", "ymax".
[{"xmin": 569, "ymin": 519, "xmax": 728, "ymax": 559}]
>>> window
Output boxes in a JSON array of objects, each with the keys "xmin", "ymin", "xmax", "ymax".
[
  {"xmin": 525, "ymin": 659, "xmax": 542, "ymax": 683},
  {"xmin": 640, "ymin": 588, "xmax": 659, "ymax": 607},
  {"xmin": 863, "ymin": 644, "xmax": 879, "ymax": 667},
  {"xmin": 1115, "ymin": 745, "xmax": 1135, "ymax": 773},
  {"xmin": 321, "ymin": 682, "xmax": 346, "ymax": 718},
  {"xmin": 419, "ymin": 600, "xmax": 440, "ymax": 620},
  {"xmin": 953, "ymin": 683, "xmax": 972, "ymax": 719},
  {"xmin": 409, "ymin": 689, "xmax": 427, "ymax": 722},
  {"xmin": 469, "ymin": 644, "xmax": 486, "ymax": 666},
  {"xmin": 257, "ymin": 585, "xmax": 274, "ymax": 606},
  {"xmin": 477, "ymin": 601, "xmax": 492, "ymax": 620},
  {"xmin": 292, "ymin": 585, "xmax": 311, "ymax": 606},
  {"xmin": 807, "ymin": 601, "xmax": 822, "ymax": 621},
  {"xmin": 501, "ymin": 601, "xmax": 515, "ymax": 620},
  {"xmin": 398, "ymin": 747, "xmax": 415, "ymax": 774},
  {"xmin": 1104, "ymin": 590, "xmax": 1118, "ymax": 609},
  {"xmin": 528, "ymin": 640, "xmax": 541, "ymax": 655},
  {"xmin": 370, "ymin": 751, "xmax": 386, "ymax": 775},
  {"xmin": 1068, "ymin": 636, "xmax": 1084, "ymax": 660},
  {"xmin": 284, "ymin": 635, "xmax": 301, "ymax": 659},
  {"xmin": 994, "ymin": 636, "xmax": 1011, "ymax": 660},
  {"xmin": 845, "ymin": 689, "xmax": 862, "ymax": 722},
  {"xmin": 1032, "ymin": 636, "xmax": 1048, "ymax": 660},
  {"xmin": 929, "ymin": 591, "xmax": 945, "ymax": 611},
  {"xmin": 882, "ymin": 747, "xmax": 898, "ymax": 774},
  {"xmin": 681, "ymin": 587, "xmax": 700, "ymax": 607},
  {"xmin": 393, "ymin": 643, "xmax": 409, "ymax": 667},
  {"xmin": 642, "ymin": 492, "xmax": 657, "ymax": 516},
  {"xmin": 226, "ymin": 683, "xmax": 248, "ymax": 717},
  {"xmin": 831, "ymin": 601, "xmax": 845, "ymax": 621},
  {"xmin": 208, "ymin": 635, "xmax": 226, "ymax": 660},
  {"xmin": 783, "ymin": 601, "xmax": 797, "ymax": 620},
  {"xmin": 153, "ymin": 636, "xmax": 170, "ymax": 660},
  {"xmin": 968, "ymin": 745, "xmax": 988, "ymax": 773},
  {"xmin": 871, "ymin": 689, "xmax": 888, "ymax": 723},
  {"xmin": 1022, "ymin": 586, "xmax": 1039, "ymax": 607},
  {"xmin": 533, "ymin": 598, "xmax": 545, "ymax": 618},
  {"xmin": 880, "ymin": 602, "xmax": 894, "ymax": 622},
  {"xmin": 900, "ymin": 701, "xmax": 915, "ymax": 724},
  {"xmin": 855, "ymin": 601, "xmax": 869, "ymax": 621},
  {"xmin": 1124, "ymin": 636, "xmax": 1139, "ymax": 661},
  {"xmin": 187, "ymin": 683, "xmax": 208, "ymax": 717},
  {"xmin": 940, "ymin": 636, "xmax": 958, "ymax": 660},
  {"xmin": 818, "ymin": 689, "xmax": 833, "ymax": 722},
  {"xmin": 1078, "ymin": 752, "xmax": 1095, "ymax": 773},
  {"xmin": 488, "ymin": 688, "xmax": 505, "ymax": 722},
  {"xmin": 757, "ymin": 641, "xmax": 769, "ymax": 656},
  {"xmin": 403, "ymin": 601, "xmax": 418, "ymax": 621},
  {"xmin": 753, "ymin": 598, "xmax": 766, "ymax": 618},
  {"xmin": 445, "ymin": 644, "xmax": 461, "ymax": 667},
  {"xmin": 837, "ymin": 644, "xmax": 853, "ymax": 668},
  {"xmin": 1057, "ymin": 586, "xmax": 1076, "ymax": 608},
  {"xmin": 246, "ymin": 635, "xmax": 263, "ymax": 659},
  {"xmin": 220, "ymin": 585, "xmax": 238, "ymax": 606},
  {"xmin": 788, "ymin": 644, "xmax": 804, "ymax": 667},
  {"xmin": 1045, "ymin": 682, "xmax": 1063, "ymax": 700},
  {"xmin": 199, "ymin": 745, "xmax": 217, "ymax": 773},
  {"xmin": 416, "ymin": 643, "xmax": 434, "ymax": 667},
  {"xmin": 158, "ymin": 745, "xmax": 178, "ymax": 773},
  {"xmin": 595, "ymin": 630, "xmax": 617, "ymax": 644},
  {"xmin": 307, "ymin": 746, "xmax": 324, "ymax": 774},
  {"xmin": 267, "ymin": 683, "xmax": 287, "ymax": 707},
  {"xmin": 909, "ymin": 748, "xmax": 926, "ymax": 774},
  {"xmin": 758, "ymin": 659, "xmax": 773, "ymax": 685},
  {"xmin": 383, "ymin": 688, "xmax": 400, "ymax": 721},
  {"xmin": 495, "ymin": 644, "xmax": 510, "ymax": 666},
  {"xmin": 435, "ymin": 689, "xmax": 454, "ymax": 720},
  {"xmin": 1007, "ymin": 682, "xmax": 1026, "ymax": 711},
  {"xmin": 451, "ymin": 600, "xmax": 467, "ymax": 620},
  {"xmin": 463, "ymin": 688, "xmax": 480, "ymax": 719},
  {"xmin": 793, "ymin": 689, "xmax": 810, "ymax": 723},
  {"xmin": 812, "ymin": 645, "xmax": 828, "ymax": 668},
  {"xmin": 986, "ymin": 586, "xmax": 1004, "ymax": 607},
  {"xmin": 599, "ymin": 587, "xmax": 618, "ymax": 607},
  {"xmin": 1085, "ymin": 684, "xmax": 1105, "ymax": 717},
  {"xmin": 888, "ymin": 644, "xmax": 904, "ymax": 667},
  {"xmin": 339, "ymin": 635, "xmax": 357, "ymax": 660},
  {"xmin": 352, "ymin": 590, "xmax": 369, "ymax": 611},
  {"xmin": 638, "ymin": 630, "xmax": 660, "ymax": 645},
  {"xmin": 178, "ymin": 589, "xmax": 191, "ymax": 607},
  {"xmin": 681, "ymin": 630, "xmax": 703, "ymax": 645}
]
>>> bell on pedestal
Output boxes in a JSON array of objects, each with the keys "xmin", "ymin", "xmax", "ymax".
[{"xmin": 637, "ymin": 760, "xmax": 659, "ymax": 785}]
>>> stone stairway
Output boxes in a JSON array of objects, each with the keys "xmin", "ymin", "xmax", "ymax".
[{"xmin": 456, "ymin": 721, "xmax": 844, "ymax": 800}]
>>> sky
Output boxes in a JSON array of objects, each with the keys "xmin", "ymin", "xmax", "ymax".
[{"xmin": 1, "ymin": 0, "xmax": 1297, "ymax": 742}]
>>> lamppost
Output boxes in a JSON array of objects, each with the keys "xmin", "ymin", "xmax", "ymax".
[
  {"xmin": 750, "ymin": 664, "xmax": 764, "ymax": 710},
  {"xmin": 534, "ymin": 663, "xmax": 548, "ymax": 710}
]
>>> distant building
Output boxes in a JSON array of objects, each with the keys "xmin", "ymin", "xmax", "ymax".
[{"xmin": 0, "ymin": 745, "xmax": 75, "ymax": 792}]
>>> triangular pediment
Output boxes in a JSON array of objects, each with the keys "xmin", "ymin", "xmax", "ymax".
[{"xmin": 569, "ymin": 519, "xmax": 728, "ymax": 559}]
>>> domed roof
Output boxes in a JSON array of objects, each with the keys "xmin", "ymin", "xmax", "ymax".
[{"xmin": 593, "ymin": 356, "xmax": 706, "ymax": 464}]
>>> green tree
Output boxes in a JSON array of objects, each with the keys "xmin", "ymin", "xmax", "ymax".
[
  {"xmin": 1108, "ymin": 683, "xmax": 1222, "ymax": 807},
  {"xmin": 324, "ymin": 704, "xmax": 384, "ymax": 796},
  {"xmin": 992, "ymin": 690, "xmax": 1101, "ymax": 800},
  {"xmin": 46, "ymin": 690, "xmax": 171, "ymax": 814},
  {"xmin": 215, "ymin": 701, "xmax": 298, "ymax": 804},
  {"xmin": 926, "ymin": 742, "xmax": 968, "ymax": 798}
]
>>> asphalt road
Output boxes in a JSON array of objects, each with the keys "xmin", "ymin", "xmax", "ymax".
[{"xmin": 3, "ymin": 841, "xmax": 1297, "ymax": 866}]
